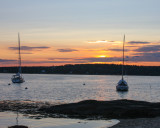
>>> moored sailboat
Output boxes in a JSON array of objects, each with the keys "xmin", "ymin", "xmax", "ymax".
[
  {"xmin": 116, "ymin": 35, "xmax": 128, "ymax": 91},
  {"xmin": 11, "ymin": 33, "xmax": 25, "ymax": 83}
]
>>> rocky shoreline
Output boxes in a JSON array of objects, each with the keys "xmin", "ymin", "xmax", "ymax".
[
  {"xmin": 1, "ymin": 99, "xmax": 160, "ymax": 119},
  {"xmin": 110, "ymin": 117, "xmax": 160, "ymax": 128}
]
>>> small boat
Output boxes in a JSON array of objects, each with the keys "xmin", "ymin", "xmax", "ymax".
[
  {"xmin": 116, "ymin": 35, "xmax": 128, "ymax": 91},
  {"xmin": 12, "ymin": 73, "xmax": 24, "ymax": 83},
  {"xmin": 11, "ymin": 33, "xmax": 25, "ymax": 83},
  {"xmin": 116, "ymin": 79, "xmax": 128, "ymax": 91}
]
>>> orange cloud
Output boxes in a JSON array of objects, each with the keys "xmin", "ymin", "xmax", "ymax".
[
  {"xmin": 88, "ymin": 40, "xmax": 108, "ymax": 43},
  {"xmin": 87, "ymin": 40, "xmax": 122, "ymax": 44}
]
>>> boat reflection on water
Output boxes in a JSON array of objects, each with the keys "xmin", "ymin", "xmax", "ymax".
[
  {"xmin": 0, "ymin": 111, "xmax": 119, "ymax": 128},
  {"xmin": 8, "ymin": 109, "xmax": 28, "ymax": 128},
  {"xmin": 8, "ymin": 125, "xmax": 28, "ymax": 128},
  {"xmin": 117, "ymin": 91, "xmax": 128, "ymax": 99}
]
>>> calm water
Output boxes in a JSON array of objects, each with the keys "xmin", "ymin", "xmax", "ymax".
[
  {"xmin": 0, "ymin": 112, "xmax": 119, "ymax": 128},
  {"xmin": 0, "ymin": 73, "xmax": 160, "ymax": 103}
]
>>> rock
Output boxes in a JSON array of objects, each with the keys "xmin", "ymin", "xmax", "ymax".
[
  {"xmin": 39, "ymin": 99, "xmax": 160, "ymax": 119},
  {"xmin": 1, "ymin": 100, "xmax": 160, "ymax": 119}
]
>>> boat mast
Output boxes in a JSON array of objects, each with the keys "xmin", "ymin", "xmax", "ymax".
[
  {"xmin": 18, "ymin": 33, "xmax": 22, "ymax": 74},
  {"xmin": 122, "ymin": 35, "xmax": 125, "ymax": 80}
]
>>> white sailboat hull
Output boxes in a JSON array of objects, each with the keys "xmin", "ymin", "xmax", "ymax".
[
  {"xmin": 12, "ymin": 74, "xmax": 25, "ymax": 83},
  {"xmin": 12, "ymin": 78, "xmax": 24, "ymax": 83},
  {"xmin": 116, "ymin": 79, "xmax": 128, "ymax": 91},
  {"xmin": 116, "ymin": 85, "xmax": 128, "ymax": 91}
]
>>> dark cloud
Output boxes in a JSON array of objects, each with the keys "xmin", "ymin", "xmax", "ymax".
[
  {"xmin": 16, "ymin": 52, "xmax": 33, "ymax": 54},
  {"xmin": 135, "ymin": 45, "xmax": 160, "ymax": 52},
  {"xmin": 23, "ymin": 60, "xmax": 81, "ymax": 64},
  {"xmin": 128, "ymin": 41, "xmax": 150, "ymax": 44},
  {"xmin": 108, "ymin": 49, "xmax": 129, "ymax": 52},
  {"xmin": 76, "ymin": 57, "xmax": 121, "ymax": 62},
  {"xmin": 48, "ymin": 58, "xmax": 72, "ymax": 60},
  {"xmin": 57, "ymin": 48, "xmax": 78, "ymax": 52},
  {"xmin": 109, "ymin": 49, "xmax": 122, "ymax": 51},
  {"xmin": 0, "ymin": 59, "xmax": 16, "ymax": 63},
  {"xmin": 126, "ymin": 52, "xmax": 160, "ymax": 62},
  {"xmin": 126, "ymin": 46, "xmax": 139, "ymax": 48},
  {"xmin": 9, "ymin": 46, "xmax": 50, "ymax": 51}
]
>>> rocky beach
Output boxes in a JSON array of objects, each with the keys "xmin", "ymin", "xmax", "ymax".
[{"xmin": 1, "ymin": 99, "xmax": 160, "ymax": 127}]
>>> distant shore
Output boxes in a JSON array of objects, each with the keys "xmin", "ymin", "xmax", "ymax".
[{"xmin": 1, "ymin": 64, "xmax": 160, "ymax": 76}]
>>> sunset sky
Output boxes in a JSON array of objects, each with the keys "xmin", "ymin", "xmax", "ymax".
[{"xmin": 0, "ymin": 0, "xmax": 160, "ymax": 66}]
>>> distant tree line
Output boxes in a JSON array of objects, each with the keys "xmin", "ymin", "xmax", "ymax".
[{"xmin": 0, "ymin": 64, "xmax": 160, "ymax": 76}]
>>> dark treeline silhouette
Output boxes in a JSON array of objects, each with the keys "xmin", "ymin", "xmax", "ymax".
[{"xmin": 0, "ymin": 64, "xmax": 160, "ymax": 76}]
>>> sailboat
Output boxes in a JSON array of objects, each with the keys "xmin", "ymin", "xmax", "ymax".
[
  {"xmin": 116, "ymin": 35, "xmax": 128, "ymax": 91},
  {"xmin": 11, "ymin": 33, "xmax": 25, "ymax": 83}
]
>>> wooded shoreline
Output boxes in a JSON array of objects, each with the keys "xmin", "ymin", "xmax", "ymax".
[{"xmin": 0, "ymin": 64, "xmax": 160, "ymax": 76}]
